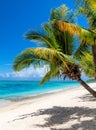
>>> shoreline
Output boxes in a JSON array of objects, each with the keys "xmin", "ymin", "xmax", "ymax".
[
  {"xmin": 0, "ymin": 81, "xmax": 79, "ymax": 100},
  {"xmin": 0, "ymin": 82, "xmax": 95, "ymax": 109},
  {"xmin": 0, "ymin": 84, "xmax": 80, "ymax": 109},
  {"xmin": 0, "ymin": 83, "xmax": 96, "ymax": 130}
]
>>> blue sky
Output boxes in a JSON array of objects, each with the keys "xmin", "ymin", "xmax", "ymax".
[{"xmin": 0, "ymin": 0, "xmax": 88, "ymax": 80}]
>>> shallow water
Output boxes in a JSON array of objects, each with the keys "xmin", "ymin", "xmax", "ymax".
[{"xmin": 0, "ymin": 81, "xmax": 79, "ymax": 99}]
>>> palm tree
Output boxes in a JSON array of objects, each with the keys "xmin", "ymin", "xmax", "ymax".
[
  {"xmin": 89, "ymin": 0, "xmax": 96, "ymax": 11},
  {"xmin": 13, "ymin": 5, "xmax": 96, "ymax": 97},
  {"xmin": 57, "ymin": 18, "xmax": 96, "ymax": 80},
  {"xmin": 76, "ymin": 0, "xmax": 96, "ymax": 11},
  {"xmin": 75, "ymin": 0, "xmax": 96, "ymax": 79},
  {"xmin": 80, "ymin": 52, "xmax": 94, "ymax": 78}
]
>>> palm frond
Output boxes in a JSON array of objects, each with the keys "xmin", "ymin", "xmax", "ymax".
[
  {"xmin": 58, "ymin": 21, "xmax": 96, "ymax": 45},
  {"xmin": 74, "ymin": 40, "xmax": 90, "ymax": 57},
  {"xmin": 50, "ymin": 4, "xmax": 74, "ymax": 23},
  {"xmin": 14, "ymin": 48, "xmax": 75, "ymax": 72},
  {"xmin": 25, "ymin": 31, "xmax": 54, "ymax": 48},
  {"xmin": 13, "ymin": 49, "xmax": 46, "ymax": 71},
  {"xmin": 52, "ymin": 21, "xmax": 75, "ymax": 55},
  {"xmin": 25, "ymin": 25, "xmax": 60, "ymax": 50},
  {"xmin": 89, "ymin": 0, "xmax": 96, "ymax": 11},
  {"xmin": 43, "ymin": 24, "xmax": 60, "ymax": 50},
  {"xmin": 76, "ymin": 0, "xmax": 96, "ymax": 29},
  {"xmin": 13, "ymin": 48, "xmax": 57, "ymax": 71},
  {"xmin": 39, "ymin": 67, "xmax": 60, "ymax": 85},
  {"xmin": 79, "ymin": 52, "xmax": 94, "ymax": 77}
]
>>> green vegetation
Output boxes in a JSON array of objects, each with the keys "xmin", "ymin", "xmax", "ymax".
[
  {"xmin": 58, "ymin": 0, "xmax": 96, "ymax": 80},
  {"xmin": 14, "ymin": 5, "xmax": 96, "ymax": 97}
]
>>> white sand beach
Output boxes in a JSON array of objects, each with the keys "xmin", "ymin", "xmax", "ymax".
[{"xmin": 0, "ymin": 83, "xmax": 96, "ymax": 130}]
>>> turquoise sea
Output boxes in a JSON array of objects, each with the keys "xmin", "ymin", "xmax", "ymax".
[
  {"xmin": 0, "ymin": 81, "xmax": 79, "ymax": 99},
  {"xmin": 0, "ymin": 81, "xmax": 80, "ymax": 107}
]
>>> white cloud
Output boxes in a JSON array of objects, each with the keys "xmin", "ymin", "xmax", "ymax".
[
  {"xmin": 0, "ymin": 64, "xmax": 89, "ymax": 81},
  {"xmin": 0, "ymin": 65, "xmax": 49, "ymax": 80}
]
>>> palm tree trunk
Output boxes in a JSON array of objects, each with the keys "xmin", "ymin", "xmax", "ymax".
[
  {"xmin": 77, "ymin": 78, "xmax": 96, "ymax": 97},
  {"xmin": 92, "ymin": 45, "xmax": 96, "ymax": 80}
]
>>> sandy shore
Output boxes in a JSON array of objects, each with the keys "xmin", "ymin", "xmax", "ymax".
[{"xmin": 0, "ymin": 83, "xmax": 96, "ymax": 130}]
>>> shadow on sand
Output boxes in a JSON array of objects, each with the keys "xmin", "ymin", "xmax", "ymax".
[
  {"xmin": 79, "ymin": 93, "xmax": 96, "ymax": 102},
  {"xmin": 35, "ymin": 106, "xmax": 96, "ymax": 130},
  {"xmin": 12, "ymin": 106, "xmax": 96, "ymax": 130},
  {"xmin": 34, "ymin": 94, "xmax": 96, "ymax": 129},
  {"xmin": 11, "ymin": 94, "xmax": 96, "ymax": 130}
]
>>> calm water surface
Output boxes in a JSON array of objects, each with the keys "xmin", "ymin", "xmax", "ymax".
[{"xmin": 0, "ymin": 81, "xmax": 80, "ymax": 99}]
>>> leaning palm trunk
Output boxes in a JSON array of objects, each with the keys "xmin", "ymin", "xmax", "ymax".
[
  {"xmin": 62, "ymin": 65, "xmax": 96, "ymax": 97},
  {"xmin": 77, "ymin": 77, "xmax": 96, "ymax": 97},
  {"xmin": 92, "ymin": 45, "xmax": 96, "ymax": 80}
]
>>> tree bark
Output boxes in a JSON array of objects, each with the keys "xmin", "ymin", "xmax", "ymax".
[
  {"xmin": 77, "ymin": 78, "xmax": 96, "ymax": 97},
  {"xmin": 92, "ymin": 45, "xmax": 96, "ymax": 80}
]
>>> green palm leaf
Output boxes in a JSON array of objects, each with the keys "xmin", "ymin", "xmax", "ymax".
[
  {"xmin": 74, "ymin": 40, "xmax": 90, "ymax": 57},
  {"xmin": 76, "ymin": 0, "xmax": 96, "ymax": 29},
  {"xmin": 40, "ymin": 67, "xmax": 60, "ymax": 85},
  {"xmin": 25, "ymin": 24, "xmax": 60, "ymax": 50},
  {"xmin": 58, "ymin": 21, "xmax": 96, "ymax": 45},
  {"xmin": 25, "ymin": 31, "xmax": 54, "ymax": 48},
  {"xmin": 90, "ymin": 0, "xmax": 96, "ymax": 11},
  {"xmin": 80, "ymin": 52, "xmax": 94, "ymax": 77},
  {"xmin": 14, "ymin": 48, "xmax": 74, "ymax": 72}
]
